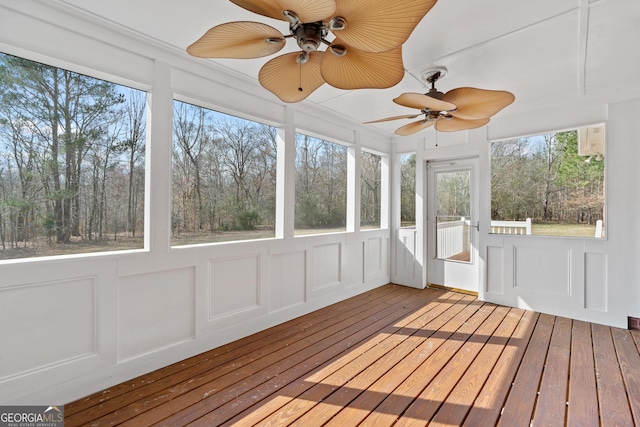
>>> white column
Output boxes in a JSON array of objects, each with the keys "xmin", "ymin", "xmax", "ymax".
[
  {"xmin": 347, "ymin": 135, "xmax": 361, "ymax": 233},
  {"xmin": 145, "ymin": 60, "xmax": 173, "ymax": 253},
  {"xmin": 275, "ymin": 107, "xmax": 296, "ymax": 240}
]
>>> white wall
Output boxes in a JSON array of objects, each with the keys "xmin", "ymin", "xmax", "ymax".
[
  {"xmin": 0, "ymin": 2, "xmax": 391, "ymax": 404},
  {"xmin": 391, "ymin": 100, "xmax": 639, "ymax": 328}
]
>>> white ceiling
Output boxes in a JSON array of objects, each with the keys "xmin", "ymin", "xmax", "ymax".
[{"xmin": 55, "ymin": 0, "xmax": 640, "ymax": 136}]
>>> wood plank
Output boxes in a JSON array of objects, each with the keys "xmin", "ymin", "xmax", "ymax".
[
  {"xmin": 592, "ymin": 324, "xmax": 635, "ymax": 426},
  {"xmin": 121, "ymin": 288, "xmax": 444, "ymax": 426},
  {"xmin": 428, "ymin": 308, "xmax": 525, "ymax": 427},
  {"xmin": 531, "ymin": 316, "xmax": 572, "ymax": 427},
  {"xmin": 283, "ymin": 299, "xmax": 486, "ymax": 427},
  {"xmin": 63, "ymin": 284, "xmax": 396, "ymax": 418},
  {"xmin": 63, "ymin": 286, "xmax": 639, "ymax": 427},
  {"xmin": 187, "ymin": 291, "xmax": 468, "ymax": 427},
  {"xmin": 393, "ymin": 306, "xmax": 511, "ymax": 426},
  {"xmin": 64, "ymin": 284, "xmax": 403, "ymax": 423},
  {"xmin": 315, "ymin": 297, "xmax": 483, "ymax": 427},
  {"xmin": 566, "ymin": 320, "xmax": 599, "ymax": 427},
  {"xmin": 611, "ymin": 327, "xmax": 640, "ymax": 425},
  {"xmin": 497, "ymin": 313, "xmax": 555, "ymax": 426},
  {"xmin": 219, "ymin": 292, "xmax": 471, "ymax": 427},
  {"xmin": 462, "ymin": 310, "xmax": 539, "ymax": 427},
  {"xmin": 66, "ymin": 285, "xmax": 417, "ymax": 426},
  {"xmin": 355, "ymin": 303, "xmax": 496, "ymax": 427}
]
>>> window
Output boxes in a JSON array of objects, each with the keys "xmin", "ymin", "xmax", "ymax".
[
  {"xmin": 491, "ymin": 125, "xmax": 605, "ymax": 238},
  {"xmin": 0, "ymin": 52, "xmax": 146, "ymax": 260},
  {"xmin": 295, "ymin": 133, "xmax": 347, "ymax": 235},
  {"xmin": 171, "ymin": 101, "xmax": 277, "ymax": 245},
  {"xmin": 400, "ymin": 153, "xmax": 416, "ymax": 227},
  {"xmin": 361, "ymin": 151, "xmax": 382, "ymax": 229}
]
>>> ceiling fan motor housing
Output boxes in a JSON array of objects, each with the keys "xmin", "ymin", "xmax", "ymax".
[{"xmin": 294, "ymin": 22, "xmax": 326, "ymax": 52}]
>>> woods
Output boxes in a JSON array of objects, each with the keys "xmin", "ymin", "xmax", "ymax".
[
  {"xmin": 2, "ymin": 51, "xmax": 603, "ymax": 261},
  {"xmin": 171, "ymin": 101, "xmax": 278, "ymax": 242},
  {"xmin": 491, "ymin": 130, "xmax": 604, "ymax": 225},
  {"xmin": 0, "ymin": 49, "xmax": 384, "ymax": 258},
  {"xmin": 0, "ymin": 53, "xmax": 146, "ymax": 257}
]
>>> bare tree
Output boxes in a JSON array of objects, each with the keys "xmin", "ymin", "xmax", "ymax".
[{"xmin": 173, "ymin": 101, "xmax": 207, "ymax": 231}]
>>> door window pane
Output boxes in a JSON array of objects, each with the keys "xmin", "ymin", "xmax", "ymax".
[
  {"xmin": 400, "ymin": 153, "xmax": 416, "ymax": 227},
  {"xmin": 435, "ymin": 170, "xmax": 471, "ymax": 262}
]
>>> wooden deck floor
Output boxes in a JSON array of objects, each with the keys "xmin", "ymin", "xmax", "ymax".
[{"xmin": 64, "ymin": 284, "xmax": 640, "ymax": 426}]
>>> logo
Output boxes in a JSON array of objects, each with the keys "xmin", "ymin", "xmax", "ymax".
[{"xmin": 0, "ymin": 405, "xmax": 63, "ymax": 427}]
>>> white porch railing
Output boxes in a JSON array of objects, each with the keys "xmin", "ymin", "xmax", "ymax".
[
  {"xmin": 436, "ymin": 217, "xmax": 531, "ymax": 260},
  {"xmin": 437, "ymin": 218, "xmax": 602, "ymax": 260},
  {"xmin": 490, "ymin": 218, "xmax": 532, "ymax": 235},
  {"xmin": 436, "ymin": 218, "xmax": 467, "ymax": 259}
]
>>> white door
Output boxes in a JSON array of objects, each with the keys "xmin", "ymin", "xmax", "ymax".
[{"xmin": 426, "ymin": 157, "xmax": 479, "ymax": 292}]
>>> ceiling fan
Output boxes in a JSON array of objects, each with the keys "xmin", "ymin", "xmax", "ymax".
[
  {"xmin": 365, "ymin": 68, "xmax": 515, "ymax": 135},
  {"xmin": 187, "ymin": 0, "xmax": 438, "ymax": 103}
]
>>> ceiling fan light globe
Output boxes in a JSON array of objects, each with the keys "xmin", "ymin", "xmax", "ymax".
[
  {"xmin": 296, "ymin": 52, "xmax": 310, "ymax": 64},
  {"xmin": 266, "ymin": 37, "xmax": 285, "ymax": 44},
  {"xmin": 329, "ymin": 44, "xmax": 347, "ymax": 56},
  {"xmin": 283, "ymin": 10, "xmax": 299, "ymax": 26},
  {"xmin": 328, "ymin": 16, "xmax": 347, "ymax": 31}
]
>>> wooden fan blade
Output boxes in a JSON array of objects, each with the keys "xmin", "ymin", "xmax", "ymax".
[
  {"xmin": 321, "ymin": 43, "xmax": 404, "ymax": 90},
  {"xmin": 435, "ymin": 116, "xmax": 490, "ymax": 132},
  {"xmin": 230, "ymin": 0, "xmax": 336, "ymax": 23},
  {"xmin": 187, "ymin": 22, "xmax": 285, "ymax": 58},
  {"xmin": 442, "ymin": 87, "xmax": 515, "ymax": 120},
  {"xmin": 396, "ymin": 119, "xmax": 436, "ymax": 136},
  {"xmin": 259, "ymin": 51, "xmax": 325, "ymax": 103},
  {"xmin": 393, "ymin": 93, "xmax": 457, "ymax": 111},
  {"xmin": 364, "ymin": 114, "xmax": 422, "ymax": 124},
  {"xmin": 330, "ymin": 0, "xmax": 437, "ymax": 52}
]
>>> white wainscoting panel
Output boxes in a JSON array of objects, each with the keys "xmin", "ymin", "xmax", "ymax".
[
  {"xmin": 486, "ymin": 246, "xmax": 504, "ymax": 294},
  {"xmin": 268, "ymin": 251, "xmax": 306, "ymax": 312},
  {"xmin": 343, "ymin": 241, "xmax": 364, "ymax": 288},
  {"xmin": 514, "ymin": 246, "xmax": 570, "ymax": 295},
  {"xmin": 310, "ymin": 242, "xmax": 342, "ymax": 294},
  {"xmin": 365, "ymin": 236, "xmax": 384, "ymax": 282},
  {"xmin": 394, "ymin": 228, "xmax": 418, "ymax": 285},
  {"xmin": 585, "ymin": 252, "xmax": 608, "ymax": 311},
  {"xmin": 0, "ymin": 278, "xmax": 96, "ymax": 381},
  {"xmin": 209, "ymin": 254, "xmax": 263, "ymax": 323},
  {"xmin": 118, "ymin": 268, "xmax": 196, "ymax": 361}
]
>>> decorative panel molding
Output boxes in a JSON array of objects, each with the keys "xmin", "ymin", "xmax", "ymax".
[
  {"xmin": 342, "ymin": 242, "xmax": 364, "ymax": 288},
  {"xmin": 269, "ymin": 251, "xmax": 306, "ymax": 312},
  {"xmin": 209, "ymin": 254, "xmax": 261, "ymax": 320},
  {"xmin": 0, "ymin": 278, "xmax": 97, "ymax": 381},
  {"xmin": 486, "ymin": 246, "xmax": 504, "ymax": 294},
  {"xmin": 395, "ymin": 228, "xmax": 417, "ymax": 280},
  {"xmin": 585, "ymin": 252, "xmax": 608, "ymax": 311},
  {"xmin": 366, "ymin": 236, "xmax": 384, "ymax": 279},
  {"xmin": 514, "ymin": 247, "xmax": 570, "ymax": 295},
  {"xmin": 311, "ymin": 243, "xmax": 342, "ymax": 292},
  {"xmin": 118, "ymin": 268, "xmax": 195, "ymax": 361}
]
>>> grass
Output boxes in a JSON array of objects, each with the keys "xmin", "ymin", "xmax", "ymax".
[
  {"xmin": 0, "ymin": 222, "xmax": 602, "ymax": 261},
  {"xmin": 530, "ymin": 222, "xmax": 600, "ymax": 238},
  {"xmin": 0, "ymin": 235, "xmax": 144, "ymax": 261}
]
